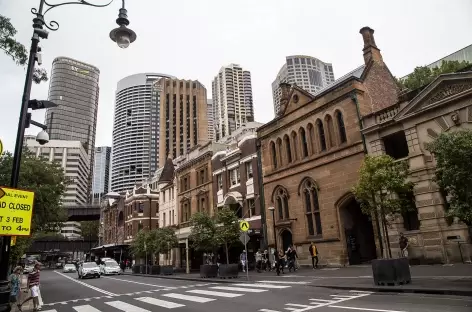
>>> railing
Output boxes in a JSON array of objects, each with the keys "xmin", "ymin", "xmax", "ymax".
[{"xmin": 375, "ymin": 105, "xmax": 400, "ymax": 124}]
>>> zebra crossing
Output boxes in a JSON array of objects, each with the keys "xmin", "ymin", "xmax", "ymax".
[{"xmin": 41, "ymin": 281, "xmax": 296, "ymax": 312}]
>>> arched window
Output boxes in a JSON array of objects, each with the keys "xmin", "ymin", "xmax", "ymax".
[
  {"xmin": 307, "ymin": 123, "xmax": 316, "ymax": 154},
  {"xmin": 291, "ymin": 131, "xmax": 298, "ymax": 160},
  {"xmin": 325, "ymin": 115, "xmax": 336, "ymax": 148},
  {"xmin": 284, "ymin": 135, "xmax": 292, "ymax": 163},
  {"xmin": 336, "ymin": 110, "xmax": 347, "ymax": 143},
  {"xmin": 316, "ymin": 119, "xmax": 327, "ymax": 151},
  {"xmin": 299, "ymin": 128, "xmax": 308, "ymax": 158},
  {"xmin": 274, "ymin": 187, "xmax": 289, "ymax": 220},
  {"xmin": 270, "ymin": 141, "xmax": 277, "ymax": 169},
  {"xmin": 276, "ymin": 138, "xmax": 283, "ymax": 165},
  {"xmin": 301, "ymin": 179, "xmax": 322, "ymax": 236}
]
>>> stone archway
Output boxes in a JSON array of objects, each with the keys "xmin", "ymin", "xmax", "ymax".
[
  {"xmin": 338, "ymin": 194, "xmax": 377, "ymax": 265},
  {"xmin": 223, "ymin": 192, "xmax": 243, "ymax": 218},
  {"xmin": 280, "ymin": 229, "xmax": 293, "ymax": 252}
]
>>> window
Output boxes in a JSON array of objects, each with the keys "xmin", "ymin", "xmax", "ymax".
[
  {"xmin": 245, "ymin": 162, "xmax": 253, "ymax": 179},
  {"xmin": 162, "ymin": 191, "xmax": 166, "ymax": 202},
  {"xmin": 247, "ymin": 198, "xmax": 256, "ymax": 217},
  {"xmin": 171, "ymin": 210, "xmax": 175, "ymax": 225},
  {"xmin": 181, "ymin": 201, "xmax": 191, "ymax": 223},
  {"xmin": 197, "ymin": 166, "xmax": 208, "ymax": 185},
  {"xmin": 229, "ymin": 168, "xmax": 240, "ymax": 186},
  {"xmin": 270, "ymin": 141, "xmax": 277, "ymax": 169},
  {"xmin": 300, "ymin": 128, "xmax": 308, "ymax": 157},
  {"xmin": 163, "ymin": 212, "xmax": 166, "ymax": 227},
  {"xmin": 138, "ymin": 202, "xmax": 144, "ymax": 213},
  {"xmin": 325, "ymin": 115, "xmax": 336, "ymax": 148},
  {"xmin": 217, "ymin": 174, "xmax": 223, "ymax": 190},
  {"xmin": 284, "ymin": 135, "xmax": 292, "ymax": 163},
  {"xmin": 273, "ymin": 187, "xmax": 289, "ymax": 220},
  {"xmin": 399, "ymin": 191, "xmax": 419, "ymax": 231},
  {"xmin": 181, "ymin": 175, "xmax": 190, "ymax": 191},
  {"xmin": 302, "ymin": 179, "xmax": 322, "ymax": 236},
  {"xmin": 336, "ymin": 111, "xmax": 347, "ymax": 143},
  {"xmin": 383, "ymin": 131, "xmax": 409, "ymax": 160},
  {"xmin": 316, "ymin": 119, "xmax": 327, "ymax": 151},
  {"xmin": 198, "ymin": 195, "xmax": 207, "ymax": 213}
]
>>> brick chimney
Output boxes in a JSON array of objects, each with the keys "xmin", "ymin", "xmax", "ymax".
[
  {"xmin": 359, "ymin": 26, "xmax": 383, "ymax": 64},
  {"xmin": 278, "ymin": 82, "xmax": 291, "ymax": 116}
]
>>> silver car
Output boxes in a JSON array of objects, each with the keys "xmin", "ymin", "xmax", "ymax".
[
  {"xmin": 78, "ymin": 262, "xmax": 100, "ymax": 279},
  {"xmin": 63, "ymin": 263, "xmax": 77, "ymax": 273}
]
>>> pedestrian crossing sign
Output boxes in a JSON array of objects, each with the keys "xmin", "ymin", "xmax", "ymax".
[{"xmin": 239, "ymin": 220, "xmax": 250, "ymax": 232}]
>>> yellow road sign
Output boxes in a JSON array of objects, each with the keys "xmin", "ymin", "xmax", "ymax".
[
  {"xmin": 240, "ymin": 220, "xmax": 250, "ymax": 232},
  {"xmin": 0, "ymin": 139, "xmax": 3, "ymax": 155},
  {"xmin": 11, "ymin": 236, "xmax": 16, "ymax": 246},
  {"xmin": 0, "ymin": 186, "xmax": 35, "ymax": 236}
]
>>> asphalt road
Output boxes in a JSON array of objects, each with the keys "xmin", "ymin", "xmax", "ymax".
[{"xmin": 36, "ymin": 270, "xmax": 472, "ymax": 312}]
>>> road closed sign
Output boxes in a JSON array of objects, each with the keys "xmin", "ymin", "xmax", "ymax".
[{"xmin": 0, "ymin": 187, "xmax": 34, "ymax": 236}]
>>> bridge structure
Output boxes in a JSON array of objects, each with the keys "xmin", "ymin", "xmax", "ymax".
[{"xmin": 66, "ymin": 205, "xmax": 101, "ymax": 221}]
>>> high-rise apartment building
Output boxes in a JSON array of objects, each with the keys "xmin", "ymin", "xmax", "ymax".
[
  {"xmin": 158, "ymin": 78, "xmax": 208, "ymax": 165},
  {"xmin": 207, "ymin": 99, "xmax": 215, "ymax": 141},
  {"xmin": 212, "ymin": 64, "xmax": 254, "ymax": 140},
  {"xmin": 272, "ymin": 55, "xmax": 335, "ymax": 115},
  {"xmin": 111, "ymin": 73, "xmax": 174, "ymax": 193},
  {"xmin": 44, "ymin": 57, "xmax": 100, "ymax": 200},
  {"xmin": 92, "ymin": 146, "xmax": 111, "ymax": 204}
]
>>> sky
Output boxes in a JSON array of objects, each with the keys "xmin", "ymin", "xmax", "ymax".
[{"xmin": 1, "ymin": 0, "xmax": 471, "ymax": 153}]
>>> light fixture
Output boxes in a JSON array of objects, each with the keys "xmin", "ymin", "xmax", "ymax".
[{"xmin": 110, "ymin": 7, "xmax": 136, "ymax": 49}]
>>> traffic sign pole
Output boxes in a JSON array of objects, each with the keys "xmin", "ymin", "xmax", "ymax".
[{"xmin": 244, "ymin": 234, "xmax": 249, "ymax": 281}]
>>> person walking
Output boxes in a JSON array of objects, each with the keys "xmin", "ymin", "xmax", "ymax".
[
  {"xmin": 9, "ymin": 266, "xmax": 22, "ymax": 311},
  {"xmin": 286, "ymin": 245, "xmax": 298, "ymax": 272},
  {"xmin": 240, "ymin": 250, "xmax": 247, "ymax": 273},
  {"xmin": 309, "ymin": 242, "xmax": 319, "ymax": 269},
  {"xmin": 255, "ymin": 249, "xmax": 262, "ymax": 273},
  {"xmin": 20, "ymin": 261, "xmax": 41, "ymax": 312},
  {"xmin": 399, "ymin": 233, "xmax": 409, "ymax": 258}
]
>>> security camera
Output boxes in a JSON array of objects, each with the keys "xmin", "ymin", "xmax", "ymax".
[{"xmin": 36, "ymin": 130, "xmax": 49, "ymax": 145}]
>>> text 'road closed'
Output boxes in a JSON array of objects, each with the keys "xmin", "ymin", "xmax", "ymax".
[{"xmin": 0, "ymin": 187, "xmax": 34, "ymax": 236}]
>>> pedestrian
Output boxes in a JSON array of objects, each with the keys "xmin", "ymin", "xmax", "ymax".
[
  {"xmin": 9, "ymin": 266, "xmax": 23, "ymax": 311},
  {"xmin": 286, "ymin": 245, "xmax": 298, "ymax": 272},
  {"xmin": 20, "ymin": 261, "xmax": 41, "ymax": 312},
  {"xmin": 399, "ymin": 233, "xmax": 409, "ymax": 258},
  {"xmin": 120, "ymin": 260, "xmax": 126, "ymax": 273},
  {"xmin": 309, "ymin": 242, "xmax": 319, "ymax": 269},
  {"xmin": 277, "ymin": 250, "xmax": 285, "ymax": 274},
  {"xmin": 240, "ymin": 250, "xmax": 247, "ymax": 272},
  {"xmin": 255, "ymin": 249, "xmax": 262, "ymax": 273}
]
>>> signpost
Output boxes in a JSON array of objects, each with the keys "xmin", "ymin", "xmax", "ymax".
[
  {"xmin": 239, "ymin": 221, "xmax": 250, "ymax": 280},
  {"xmin": 0, "ymin": 187, "xmax": 35, "ymax": 236},
  {"xmin": 239, "ymin": 220, "xmax": 249, "ymax": 232}
]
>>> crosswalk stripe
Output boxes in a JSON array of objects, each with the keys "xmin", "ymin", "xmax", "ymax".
[
  {"xmin": 73, "ymin": 305, "xmax": 102, "ymax": 312},
  {"xmin": 42, "ymin": 310, "xmax": 58, "ymax": 312},
  {"xmin": 210, "ymin": 286, "xmax": 268, "ymax": 293},
  {"xmin": 232, "ymin": 283, "xmax": 291, "ymax": 289},
  {"xmin": 186, "ymin": 289, "xmax": 244, "ymax": 298},
  {"xmin": 162, "ymin": 293, "xmax": 215, "ymax": 303},
  {"xmin": 135, "ymin": 297, "xmax": 185, "ymax": 309},
  {"xmin": 106, "ymin": 300, "xmax": 151, "ymax": 312},
  {"xmin": 256, "ymin": 280, "xmax": 309, "ymax": 285}
]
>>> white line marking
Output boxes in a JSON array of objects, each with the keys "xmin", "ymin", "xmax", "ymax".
[
  {"xmin": 232, "ymin": 283, "xmax": 291, "ymax": 289},
  {"xmin": 284, "ymin": 308, "xmax": 300, "ymax": 311},
  {"xmin": 256, "ymin": 280, "xmax": 309, "ymax": 284},
  {"xmin": 259, "ymin": 309, "xmax": 280, "ymax": 312},
  {"xmin": 187, "ymin": 289, "xmax": 244, "ymax": 298},
  {"xmin": 304, "ymin": 294, "xmax": 372, "ymax": 310},
  {"xmin": 73, "ymin": 305, "xmax": 102, "ymax": 312},
  {"xmin": 287, "ymin": 304, "xmax": 312, "ymax": 307},
  {"xmin": 104, "ymin": 276, "xmax": 167, "ymax": 288},
  {"xmin": 309, "ymin": 299, "xmax": 335, "ymax": 303},
  {"xmin": 41, "ymin": 310, "xmax": 58, "ymax": 312},
  {"xmin": 210, "ymin": 286, "xmax": 268, "ymax": 293},
  {"xmin": 54, "ymin": 271, "xmax": 116, "ymax": 296},
  {"xmin": 106, "ymin": 300, "xmax": 151, "ymax": 312},
  {"xmin": 328, "ymin": 305, "xmax": 406, "ymax": 312},
  {"xmin": 135, "ymin": 297, "xmax": 185, "ymax": 309},
  {"xmin": 163, "ymin": 293, "xmax": 215, "ymax": 303},
  {"xmin": 349, "ymin": 290, "xmax": 374, "ymax": 294}
]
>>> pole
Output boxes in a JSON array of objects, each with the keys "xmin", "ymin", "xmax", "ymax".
[
  {"xmin": 244, "ymin": 234, "xmax": 249, "ymax": 281},
  {"xmin": 185, "ymin": 238, "xmax": 190, "ymax": 274},
  {"xmin": 271, "ymin": 209, "xmax": 277, "ymax": 264}
]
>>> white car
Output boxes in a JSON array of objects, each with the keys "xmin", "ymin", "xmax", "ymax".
[
  {"xmin": 78, "ymin": 262, "xmax": 100, "ymax": 279},
  {"xmin": 63, "ymin": 263, "xmax": 77, "ymax": 273},
  {"xmin": 100, "ymin": 260, "xmax": 121, "ymax": 275}
]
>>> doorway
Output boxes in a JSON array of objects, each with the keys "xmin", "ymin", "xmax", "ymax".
[
  {"xmin": 340, "ymin": 197, "xmax": 377, "ymax": 265},
  {"xmin": 280, "ymin": 230, "xmax": 293, "ymax": 252}
]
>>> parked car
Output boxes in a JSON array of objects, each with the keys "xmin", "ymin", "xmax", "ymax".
[
  {"xmin": 63, "ymin": 263, "xmax": 77, "ymax": 273},
  {"xmin": 78, "ymin": 262, "xmax": 100, "ymax": 279},
  {"xmin": 100, "ymin": 260, "xmax": 121, "ymax": 275}
]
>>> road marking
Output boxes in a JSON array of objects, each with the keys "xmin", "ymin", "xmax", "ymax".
[
  {"xmin": 259, "ymin": 309, "xmax": 280, "ymax": 312},
  {"xmin": 232, "ymin": 283, "xmax": 291, "ymax": 289},
  {"xmin": 310, "ymin": 299, "xmax": 335, "ymax": 303},
  {"xmin": 256, "ymin": 280, "xmax": 309, "ymax": 284},
  {"xmin": 54, "ymin": 271, "xmax": 116, "ymax": 296},
  {"xmin": 163, "ymin": 293, "xmax": 215, "ymax": 303},
  {"xmin": 287, "ymin": 304, "xmax": 312, "ymax": 307},
  {"xmin": 135, "ymin": 297, "xmax": 185, "ymax": 309},
  {"xmin": 73, "ymin": 305, "xmax": 102, "ymax": 312},
  {"xmin": 106, "ymin": 300, "xmax": 151, "ymax": 311},
  {"xmin": 328, "ymin": 306, "xmax": 406, "ymax": 312},
  {"xmin": 104, "ymin": 276, "xmax": 167, "ymax": 287},
  {"xmin": 210, "ymin": 286, "xmax": 268, "ymax": 293},
  {"xmin": 186, "ymin": 289, "xmax": 244, "ymax": 298},
  {"xmin": 42, "ymin": 310, "xmax": 58, "ymax": 312}
]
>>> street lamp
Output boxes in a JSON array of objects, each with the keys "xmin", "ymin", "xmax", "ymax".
[
  {"xmin": 0, "ymin": 1, "xmax": 137, "ymax": 311},
  {"xmin": 267, "ymin": 206, "xmax": 277, "ymax": 255}
]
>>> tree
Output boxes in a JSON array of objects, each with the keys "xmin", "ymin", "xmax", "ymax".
[
  {"xmin": 130, "ymin": 230, "xmax": 150, "ymax": 260},
  {"xmin": 397, "ymin": 60, "xmax": 470, "ymax": 91},
  {"xmin": 0, "ymin": 150, "xmax": 68, "ymax": 233},
  {"xmin": 352, "ymin": 155, "xmax": 414, "ymax": 258},
  {"xmin": 189, "ymin": 212, "xmax": 218, "ymax": 264},
  {"xmin": 80, "ymin": 221, "xmax": 99, "ymax": 240},
  {"xmin": 426, "ymin": 130, "xmax": 472, "ymax": 226},
  {"xmin": 10, "ymin": 236, "xmax": 33, "ymax": 266},
  {"xmin": 0, "ymin": 14, "xmax": 48, "ymax": 83},
  {"xmin": 154, "ymin": 228, "xmax": 178, "ymax": 265},
  {"xmin": 215, "ymin": 207, "xmax": 240, "ymax": 265}
]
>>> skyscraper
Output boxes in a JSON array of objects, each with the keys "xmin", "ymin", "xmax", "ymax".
[
  {"xmin": 158, "ymin": 78, "xmax": 208, "ymax": 165},
  {"xmin": 212, "ymin": 64, "xmax": 253, "ymax": 140},
  {"xmin": 44, "ymin": 57, "xmax": 100, "ymax": 200},
  {"xmin": 111, "ymin": 73, "xmax": 175, "ymax": 193},
  {"xmin": 272, "ymin": 55, "xmax": 335, "ymax": 115},
  {"xmin": 207, "ymin": 99, "xmax": 215, "ymax": 141},
  {"xmin": 92, "ymin": 146, "xmax": 111, "ymax": 204}
]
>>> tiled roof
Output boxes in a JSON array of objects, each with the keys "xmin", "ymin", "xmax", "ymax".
[
  {"xmin": 158, "ymin": 157, "xmax": 175, "ymax": 183},
  {"xmin": 312, "ymin": 65, "xmax": 366, "ymax": 98}
]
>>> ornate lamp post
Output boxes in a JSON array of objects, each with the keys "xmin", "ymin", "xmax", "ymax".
[{"xmin": 0, "ymin": 1, "xmax": 137, "ymax": 311}]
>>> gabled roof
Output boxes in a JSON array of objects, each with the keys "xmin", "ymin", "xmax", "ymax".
[
  {"xmin": 312, "ymin": 65, "xmax": 365, "ymax": 98},
  {"xmin": 158, "ymin": 156, "xmax": 175, "ymax": 184}
]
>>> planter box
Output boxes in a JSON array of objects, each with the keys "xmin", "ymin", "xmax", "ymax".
[
  {"xmin": 132, "ymin": 265, "xmax": 140, "ymax": 274},
  {"xmin": 151, "ymin": 265, "xmax": 160, "ymax": 275},
  {"xmin": 160, "ymin": 265, "xmax": 174, "ymax": 275},
  {"xmin": 200, "ymin": 265, "xmax": 218, "ymax": 278},
  {"xmin": 139, "ymin": 265, "xmax": 146, "ymax": 274},
  {"xmin": 372, "ymin": 258, "xmax": 411, "ymax": 286},
  {"xmin": 218, "ymin": 263, "xmax": 239, "ymax": 279}
]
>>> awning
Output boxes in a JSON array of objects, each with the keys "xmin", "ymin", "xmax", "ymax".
[{"xmin": 91, "ymin": 244, "xmax": 129, "ymax": 251}]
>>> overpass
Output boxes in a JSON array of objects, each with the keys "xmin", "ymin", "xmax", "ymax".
[{"xmin": 66, "ymin": 205, "xmax": 100, "ymax": 221}]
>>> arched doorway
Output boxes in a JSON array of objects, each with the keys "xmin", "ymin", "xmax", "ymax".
[
  {"xmin": 339, "ymin": 196, "xmax": 377, "ymax": 265},
  {"xmin": 280, "ymin": 229, "xmax": 292, "ymax": 252}
]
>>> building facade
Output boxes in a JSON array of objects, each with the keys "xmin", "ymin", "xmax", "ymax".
[
  {"xmin": 258, "ymin": 27, "xmax": 400, "ymax": 266},
  {"xmin": 362, "ymin": 71, "xmax": 472, "ymax": 263},
  {"xmin": 272, "ymin": 55, "xmax": 335, "ymax": 116},
  {"xmin": 158, "ymin": 78, "xmax": 208, "ymax": 164},
  {"xmin": 92, "ymin": 146, "xmax": 112, "ymax": 204},
  {"xmin": 212, "ymin": 64, "xmax": 254, "ymax": 139},
  {"xmin": 207, "ymin": 99, "xmax": 215, "ymax": 141},
  {"xmin": 60, "ymin": 221, "xmax": 82, "ymax": 239},
  {"xmin": 45, "ymin": 57, "xmax": 100, "ymax": 200},
  {"xmin": 111, "ymin": 73, "xmax": 175, "ymax": 193}
]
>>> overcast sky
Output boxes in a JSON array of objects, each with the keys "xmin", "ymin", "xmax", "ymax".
[{"xmin": 1, "ymin": 0, "xmax": 471, "ymax": 153}]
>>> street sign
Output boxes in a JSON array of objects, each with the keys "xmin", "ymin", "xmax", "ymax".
[
  {"xmin": 11, "ymin": 236, "xmax": 16, "ymax": 246},
  {"xmin": 239, "ymin": 232, "xmax": 250, "ymax": 245},
  {"xmin": 239, "ymin": 220, "xmax": 250, "ymax": 232},
  {"xmin": 0, "ymin": 186, "xmax": 35, "ymax": 236},
  {"xmin": 0, "ymin": 139, "xmax": 3, "ymax": 155}
]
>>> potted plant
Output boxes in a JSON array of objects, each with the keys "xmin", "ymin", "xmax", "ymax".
[
  {"xmin": 215, "ymin": 207, "xmax": 240, "ymax": 279},
  {"xmin": 352, "ymin": 155, "xmax": 415, "ymax": 286},
  {"xmin": 155, "ymin": 227, "xmax": 178, "ymax": 275},
  {"xmin": 189, "ymin": 212, "xmax": 219, "ymax": 278}
]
